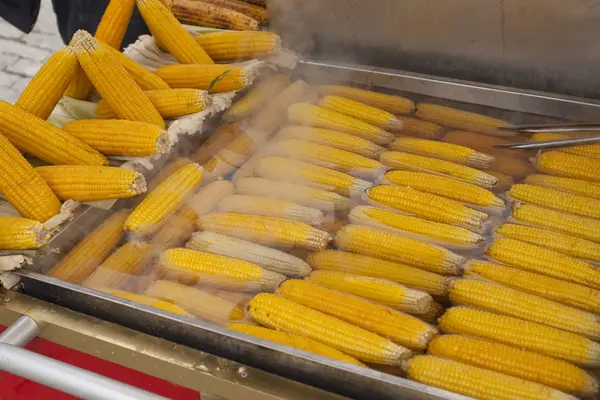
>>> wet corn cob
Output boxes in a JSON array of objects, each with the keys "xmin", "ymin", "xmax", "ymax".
[
  {"xmin": 318, "ymin": 96, "xmax": 404, "ymax": 131},
  {"xmin": 307, "ymin": 250, "xmax": 449, "ymax": 296},
  {"xmin": 416, "ymin": 103, "xmax": 511, "ymax": 137},
  {"xmin": 335, "ymin": 225, "xmax": 464, "ymax": 275},
  {"xmin": 533, "ymin": 132, "xmax": 600, "ymax": 159},
  {"xmin": 406, "ymin": 355, "xmax": 577, "ymax": 400},
  {"xmin": 509, "ymin": 184, "xmax": 600, "ymax": 219},
  {"xmin": 197, "ymin": 212, "xmax": 332, "ymax": 251},
  {"xmin": 525, "ymin": 174, "xmax": 600, "ymax": 200},
  {"xmin": 199, "ymin": 0, "xmax": 268, "ymax": 24},
  {"xmin": 186, "ymin": 180, "xmax": 234, "ymax": 217},
  {"xmin": 485, "ymin": 170, "xmax": 514, "ymax": 192},
  {"xmin": 394, "ymin": 117, "xmax": 444, "ymax": 139},
  {"xmin": 318, "ymin": 85, "xmax": 415, "ymax": 115},
  {"xmin": 191, "ymin": 123, "xmax": 241, "ymax": 165},
  {"xmin": 390, "ymin": 137, "xmax": 494, "ymax": 168},
  {"xmin": 536, "ymin": 151, "xmax": 600, "ymax": 183},
  {"xmin": 417, "ymin": 301, "xmax": 445, "ymax": 323},
  {"xmin": 0, "ymin": 217, "xmax": 51, "ymax": 250},
  {"xmin": 196, "ymin": 31, "xmax": 279, "ymax": 62},
  {"xmin": 171, "ymin": 0, "xmax": 259, "ymax": 31},
  {"xmin": 249, "ymin": 293, "xmax": 412, "ymax": 365},
  {"xmin": 94, "ymin": 0, "xmax": 136, "ymax": 49},
  {"xmin": 155, "ymin": 64, "xmax": 247, "ymax": 93},
  {"xmin": 488, "ymin": 153, "xmax": 534, "ymax": 180},
  {"xmin": 149, "ymin": 205, "xmax": 198, "ymax": 250},
  {"xmin": 146, "ymin": 158, "xmax": 193, "ymax": 192},
  {"xmin": 223, "ymin": 74, "xmax": 290, "ymax": 121},
  {"xmin": 443, "ymin": 130, "xmax": 533, "ymax": 160},
  {"xmin": 124, "ymin": 164, "xmax": 203, "ymax": 235},
  {"xmin": 109, "ymin": 291, "xmax": 188, "ymax": 315}
]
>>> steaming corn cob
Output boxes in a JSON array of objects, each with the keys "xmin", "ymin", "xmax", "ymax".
[
  {"xmin": 171, "ymin": 0, "xmax": 259, "ymax": 31},
  {"xmin": 223, "ymin": 74, "xmax": 290, "ymax": 121},
  {"xmin": 186, "ymin": 180, "xmax": 234, "ymax": 217},
  {"xmin": 146, "ymin": 158, "xmax": 192, "ymax": 193},
  {"xmin": 416, "ymin": 103, "xmax": 511, "ymax": 137},
  {"xmin": 380, "ymin": 151, "xmax": 498, "ymax": 189},
  {"xmin": 318, "ymin": 85, "xmax": 415, "ymax": 115},
  {"xmin": 212, "ymin": 132, "xmax": 255, "ymax": 167},
  {"xmin": 395, "ymin": 117, "xmax": 444, "ymax": 139},
  {"xmin": 512, "ymin": 204, "xmax": 600, "ymax": 244},
  {"xmin": 406, "ymin": 355, "xmax": 577, "ymax": 400},
  {"xmin": 198, "ymin": 0, "xmax": 268, "ymax": 24},
  {"xmin": 464, "ymin": 261, "xmax": 600, "ymax": 314},
  {"xmin": 417, "ymin": 301, "xmax": 445, "ymax": 323},
  {"xmin": 335, "ymin": 225, "xmax": 464, "ymax": 275},
  {"xmin": 278, "ymin": 280, "xmax": 437, "ymax": 350},
  {"xmin": 525, "ymin": 174, "xmax": 600, "ymax": 200},
  {"xmin": 196, "ymin": 31, "xmax": 279, "ymax": 62},
  {"xmin": 155, "ymin": 64, "xmax": 247, "ymax": 93},
  {"xmin": 438, "ymin": 306, "xmax": 600, "ymax": 367},
  {"xmin": 390, "ymin": 137, "xmax": 495, "ymax": 168},
  {"xmin": 509, "ymin": 184, "xmax": 600, "ymax": 219},
  {"xmin": 318, "ymin": 96, "xmax": 404, "ymax": 131},
  {"xmin": 124, "ymin": 164, "xmax": 203, "ymax": 235},
  {"xmin": 150, "ymin": 205, "xmax": 198, "ymax": 250},
  {"xmin": 249, "ymin": 293, "xmax": 412, "ymax": 364},
  {"xmin": 109, "ymin": 291, "xmax": 187, "ymax": 315},
  {"xmin": 487, "ymin": 238, "xmax": 600, "ymax": 289},
  {"xmin": 364, "ymin": 185, "xmax": 488, "ymax": 231},
  {"xmin": 191, "ymin": 123, "xmax": 241, "ymax": 165},
  {"xmin": 307, "ymin": 250, "xmax": 449, "ymax": 296},
  {"xmin": 449, "ymin": 279, "xmax": 600, "ymax": 339},
  {"xmin": 428, "ymin": 335, "xmax": 598, "ymax": 396},
  {"xmin": 488, "ymin": 154, "xmax": 534, "ymax": 180},
  {"xmin": 536, "ymin": 151, "xmax": 600, "ymax": 183},
  {"xmin": 348, "ymin": 206, "xmax": 484, "ymax": 248},
  {"xmin": 307, "ymin": 270, "xmax": 433, "ymax": 314},
  {"xmin": 198, "ymin": 212, "xmax": 332, "ymax": 251},
  {"xmin": 533, "ymin": 133, "xmax": 600, "ymax": 159},
  {"xmin": 0, "ymin": 217, "xmax": 51, "ymax": 250},
  {"xmin": 485, "ymin": 170, "xmax": 513, "ymax": 192},
  {"xmin": 158, "ymin": 248, "xmax": 285, "ymax": 291},
  {"xmin": 137, "ymin": 0, "xmax": 214, "ymax": 64},
  {"xmin": 83, "ymin": 242, "xmax": 152, "ymax": 290},
  {"xmin": 94, "ymin": 0, "xmax": 136, "ymax": 49},
  {"xmin": 443, "ymin": 130, "xmax": 533, "ymax": 160}
]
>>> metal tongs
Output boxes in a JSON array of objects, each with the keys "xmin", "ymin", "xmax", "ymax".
[{"xmin": 494, "ymin": 122, "xmax": 600, "ymax": 150}]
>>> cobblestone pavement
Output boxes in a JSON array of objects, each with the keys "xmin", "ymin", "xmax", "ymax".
[{"xmin": 0, "ymin": 0, "xmax": 64, "ymax": 103}]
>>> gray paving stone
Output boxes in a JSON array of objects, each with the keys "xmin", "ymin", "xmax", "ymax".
[
  {"xmin": 5, "ymin": 58, "xmax": 45, "ymax": 77},
  {"xmin": 23, "ymin": 32, "xmax": 64, "ymax": 51},
  {"xmin": 11, "ymin": 77, "xmax": 32, "ymax": 93},
  {"xmin": 0, "ymin": 54, "xmax": 19, "ymax": 70},
  {"xmin": 0, "ymin": 71, "xmax": 21, "ymax": 87},
  {"xmin": 1, "ymin": 40, "xmax": 52, "ymax": 61},
  {"xmin": 1, "ymin": 88, "xmax": 21, "ymax": 103},
  {"xmin": 0, "ymin": 20, "xmax": 25, "ymax": 40}
]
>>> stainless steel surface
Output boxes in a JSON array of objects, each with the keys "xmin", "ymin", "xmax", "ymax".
[
  {"xmin": 503, "ymin": 122, "xmax": 600, "ymax": 133},
  {"xmin": 496, "ymin": 135, "xmax": 600, "ymax": 150},
  {"xmin": 0, "ymin": 315, "xmax": 39, "ymax": 346}
]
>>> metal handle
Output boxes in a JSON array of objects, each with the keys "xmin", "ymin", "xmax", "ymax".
[
  {"xmin": 494, "ymin": 135, "xmax": 600, "ymax": 150},
  {"xmin": 0, "ymin": 316, "xmax": 168, "ymax": 400},
  {"xmin": 502, "ymin": 122, "xmax": 600, "ymax": 133}
]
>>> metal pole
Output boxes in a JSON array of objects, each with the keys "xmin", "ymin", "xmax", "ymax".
[{"xmin": 0, "ymin": 316, "xmax": 39, "ymax": 346}]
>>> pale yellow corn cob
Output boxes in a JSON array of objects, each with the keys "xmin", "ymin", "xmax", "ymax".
[
  {"xmin": 288, "ymin": 103, "xmax": 394, "ymax": 145},
  {"xmin": 234, "ymin": 177, "xmax": 350, "ymax": 212},
  {"xmin": 525, "ymin": 174, "xmax": 600, "ymax": 200},
  {"xmin": 149, "ymin": 205, "xmax": 198, "ymax": 250},
  {"xmin": 416, "ymin": 103, "xmax": 511, "ymax": 137},
  {"xmin": 390, "ymin": 137, "xmax": 495, "ymax": 168},
  {"xmin": 449, "ymin": 278, "xmax": 600, "ymax": 339},
  {"xmin": 212, "ymin": 132, "xmax": 255, "ymax": 168},
  {"xmin": 0, "ymin": 217, "xmax": 50, "ymax": 250},
  {"xmin": 365, "ymin": 185, "xmax": 488, "ymax": 231},
  {"xmin": 533, "ymin": 132, "xmax": 600, "ymax": 159},
  {"xmin": 416, "ymin": 301, "xmax": 445, "ymax": 323},
  {"xmin": 406, "ymin": 355, "xmax": 577, "ymax": 400},
  {"xmin": 198, "ymin": 212, "xmax": 332, "ymax": 251},
  {"xmin": 486, "ymin": 170, "xmax": 514, "ymax": 192},
  {"xmin": 380, "ymin": 151, "xmax": 499, "ymax": 189},
  {"xmin": 510, "ymin": 184, "xmax": 600, "ymax": 219},
  {"xmin": 335, "ymin": 225, "xmax": 464, "ymax": 275},
  {"xmin": 307, "ymin": 250, "xmax": 449, "ymax": 296},
  {"xmin": 186, "ymin": 231, "xmax": 311, "ymax": 277},
  {"xmin": 94, "ymin": 0, "xmax": 136, "ymax": 49},
  {"xmin": 496, "ymin": 223, "xmax": 600, "ymax": 262},
  {"xmin": 307, "ymin": 270, "xmax": 433, "ymax": 314},
  {"xmin": 537, "ymin": 151, "xmax": 600, "ymax": 183},
  {"xmin": 395, "ymin": 117, "xmax": 445, "ymax": 139},
  {"xmin": 186, "ymin": 180, "xmax": 234, "ymax": 217},
  {"xmin": 438, "ymin": 306, "xmax": 600, "ymax": 367},
  {"xmin": 488, "ymin": 238, "xmax": 600, "ymax": 289},
  {"xmin": 443, "ymin": 129, "xmax": 534, "ymax": 160},
  {"xmin": 349, "ymin": 206, "xmax": 484, "ymax": 248},
  {"xmin": 318, "ymin": 96, "xmax": 404, "ymax": 131},
  {"xmin": 158, "ymin": 248, "xmax": 285, "ymax": 291},
  {"xmin": 83, "ymin": 242, "xmax": 152, "ymax": 290},
  {"xmin": 318, "ymin": 85, "xmax": 415, "ymax": 114},
  {"xmin": 428, "ymin": 335, "xmax": 598, "ymax": 396},
  {"xmin": 223, "ymin": 74, "xmax": 290, "ymax": 121},
  {"xmin": 249, "ymin": 293, "xmax": 412, "ymax": 364},
  {"xmin": 196, "ymin": 0, "xmax": 268, "ymax": 25},
  {"xmin": 171, "ymin": 0, "xmax": 259, "ymax": 31},
  {"xmin": 15, "ymin": 47, "xmax": 79, "ymax": 120},
  {"xmin": 124, "ymin": 164, "xmax": 203, "ymax": 235},
  {"xmin": 464, "ymin": 261, "xmax": 600, "ymax": 314},
  {"xmin": 191, "ymin": 123, "xmax": 241, "ymax": 165},
  {"xmin": 228, "ymin": 324, "xmax": 365, "ymax": 367},
  {"xmin": 109, "ymin": 291, "xmax": 187, "ymax": 315},
  {"xmin": 48, "ymin": 211, "xmax": 127, "ymax": 283},
  {"xmin": 155, "ymin": 64, "xmax": 247, "ymax": 93},
  {"xmin": 255, "ymin": 157, "xmax": 372, "ymax": 198},
  {"xmin": 196, "ymin": 31, "xmax": 280, "ymax": 62}
]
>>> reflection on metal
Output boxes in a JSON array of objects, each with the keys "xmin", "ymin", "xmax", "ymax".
[
  {"xmin": 496, "ymin": 135, "xmax": 600, "ymax": 150},
  {"xmin": 0, "ymin": 315, "xmax": 39, "ymax": 346},
  {"xmin": 504, "ymin": 122, "xmax": 600, "ymax": 133}
]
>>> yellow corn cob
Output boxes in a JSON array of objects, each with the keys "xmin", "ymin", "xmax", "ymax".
[
  {"xmin": 171, "ymin": 0, "xmax": 259, "ymax": 31},
  {"xmin": 191, "ymin": 123, "xmax": 241, "ymax": 165},
  {"xmin": 109, "ymin": 291, "xmax": 187, "ymax": 315},
  {"xmin": 72, "ymin": 31, "xmax": 165, "ymax": 129},
  {"xmin": 307, "ymin": 270, "xmax": 433, "ymax": 314},
  {"xmin": 288, "ymin": 103, "xmax": 394, "ymax": 145},
  {"xmin": 428, "ymin": 335, "xmax": 598, "ymax": 396},
  {"xmin": 395, "ymin": 117, "xmax": 444, "ymax": 139},
  {"xmin": 318, "ymin": 85, "xmax": 415, "ymax": 115},
  {"xmin": 198, "ymin": 212, "xmax": 332, "ymax": 251},
  {"xmin": 486, "ymin": 170, "xmax": 514, "ymax": 192},
  {"xmin": 416, "ymin": 103, "xmax": 511, "ymax": 137},
  {"xmin": 35, "ymin": 166, "xmax": 146, "ymax": 202},
  {"xmin": 48, "ymin": 211, "xmax": 128, "ymax": 283},
  {"xmin": 158, "ymin": 248, "xmax": 285, "ymax": 291},
  {"xmin": 318, "ymin": 96, "xmax": 404, "ymax": 131},
  {"xmin": 0, "ymin": 217, "xmax": 50, "ymax": 250},
  {"xmin": 255, "ymin": 157, "xmax": 372, "ymax": 198},
  {"xmin": 196, "ymin": 31, "xmax": 279, "ymax": 62},
  {"xmin": 228, "ymin": 324, "xmax": 365, "ymax": 367},
  {"xmin": 197, "ymin": 0, "xmax": 268, "ymax": 24},
  {"xmin": 0, "ymin": 101, "xmax": 108, "ymax": 166},
  {"xmin": 537, "ymin": 151, "xmax": 600, "ymax": 183},
  {"xmin": 406, "ymin": 355, "xmax": 577, "ymax": 400},
  {"xmin": 83, "ymin": 242, "xmax": 152, "ymax": 290},
  {"xmin": 64, "ymin": 119, "xmax": 171, "ymax": 157},
  {"xmin": 449, "ymin": 278, "xmax": 600, "ymax": 339},
  {"xmin": 64, "ymin": 67, "xmax": 94, "ymax": 100},
  {"xmin": 94, "ymin": 0, "xmax": 136, "ymax": 49},
  {"xmin": 365, "ymin": 185, "xmax": 488, "ymax": 231},
  {"xmin": 525, "ymin": 174, "xmax": 600, "ymax": 200},
  {"xmin": 496, "ymin": 223, "xmax": 600, "ymax": 262},
  {"xmin": 439, "ymin": 306, "xmax": 600, "ymax": 367},
  {"xmin": 533, "ymin": 132, "xmax": 600, "ymax": 159},
  {"xmin": 464, "ymin": 261, "xmax": 600, "ymax": 314},
  {"xmin": 444, "ymin": 130, "xmax": 534, "ymax": 161},
  {"xmin": 15, "ymin": 47, "xmax": 79, "ymax": 120},
  {"xmin": 186, "ymin": 180, "xmax": 234, "ymax": 217},
  {"xmin": 390, "ymin": 137, "xmax": 495, "ymax": 169},
  {"xmin": 146, "ymin": 158, "xmax": 193, "ymax": 192},
  {"xmin": 149, "ymin": 205, "xmax": 198, "ymax": 250},
  {"xmin": 212, "ymin": 132, "xmax": 255, "ymax": 168},
  {"xmin": 0, "ymin": 133, "xmax": 61, "ymax": 222},
  {"xmin": 417, "ymin": 301, "xmax": 445, "ymax": 323},
  {"xmin": 349, "ymin": 205, "xmax": 484, "ymax": 248},
  {"xmin": 137, "ymin": 0, "xmax": 214, "ymax": 64},
  {"xmin": 223, "ymin": 74, "xmax": 290, "ymax": 121},
  {"xmin": 249, "ymin": 293, "xmax": 412, "ymax": 364},
  {"xmin": 510, "ymin": 184, "xmax": 600, "ymax": 219},
  {"xmin": 155, "ymin": 64, "xmax": 247, "ymax": 93},
  {"xmin": 278, "ymin": 280, "xmax": 436, "ymax": 350},
  {"xmin": 307, "ymin": 250, "xmax": 449, "ymax": 296},
  {"xmin": 335, "ymin": 225, "xmax": 464, "ymax": 275},
  {"xmin": 380, "ymin": 151, "xmax": 499, "ymax": 189}
]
